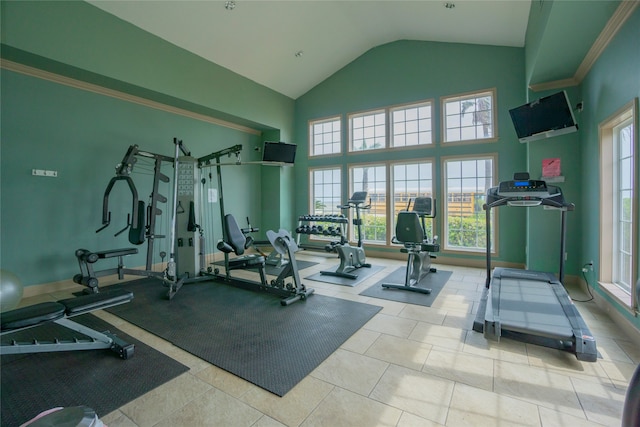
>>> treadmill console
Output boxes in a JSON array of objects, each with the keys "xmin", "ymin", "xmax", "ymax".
[
  {"xmin": 493, "ymin": 179, "xmax": 562, "ymax": 207},
  {"xmin": 497, "ymin": 179, "xmax": 549, "ymax": 198}
]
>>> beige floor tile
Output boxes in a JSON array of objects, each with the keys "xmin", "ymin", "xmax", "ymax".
[
  {"xmin": 301, "ymin": 386, "xmax": 402, "ymax": 427},
  {"xmin": 253, "ymin": 415, "xmax": 288, "ymax": 427},
  {"xmin": 241, "ymin": 376, "xmax": 334, "ymax": 426},
  {"xmin": 311, "ymin": 348, "xmax": 389, "ymax": 396},
  {"xmin": 538, "ymin": 406, "xmax": 614, "ymax": 427},
  {"xmin": 442, "ymin": 311, "xmax": 475, "ymax": 330},
  {"xmin": 599, "ymin": 359, "xmax": 639, "ymax": 387},
  {"xmin": 493, "ymin": 360, "xmax": 585, "ymax": 418},
  {"xmin": 100, "ymin": 410, "xmax": 137, "ymax": 427},
  {"xmin": 572, "ymin": 376, "xmax": 627, "ymax": 426},
  {"xmin": 447, "ymin": 382, "xmax": 541, "ymax": 426},
  {"xmin": 119, "ymin": 373, "xmax": 213, "ymax": 427},
  {"xmin": 421, "ymin": 348, "xmax": 494, "ymax": 391},
  {"xmin": 397, "ymin": 411, "xmax": 445, "ymax": 427},
  {"xmin": 364, "ymin": 313, "xmax": 418, "ymax": 338},
  {"xmin": 408, "ymin": 322, "xmax": 467, "ymax": 351},
  {"xmin": 525, "ymin": 345, "xmax": 609, "ymax": 381},
  {"xmin": 365, "ymin": 298, "xmax": 407, "ymax": 316},
  {"xmin": 430, "ymin": 293, "xmax": 474, "ymax": 313},
  {"xmin": 154, "ymin": 388, "xmax": 263, "ymax": 427},
  {"xmin": 617, "ymin": 339, "xmax": 640, "ymax": 363},
  {"xmin": 196, "ymin": 364, "xmax": 255, "ymax": 398},
  {"xmin": 462, "ymin": 329, "xmax": 530, "ymax": 363},
  {"xmin": 398, "ymin": 304, "xmax": 447, "ymax": 325},
  {"xmin": 365, "ymin": 333, "xmax": 433, "ymax": 370},
  {"xmin": 596, "ymin": 336, "xmax": 635, "ymax": 363},
  {"xmin": 340, "ymin": 328, "xmax": 381, "ymax": 354},
  {"xmin": 369, "ymin": 364, "xmax": 455, "ymax": 425}
]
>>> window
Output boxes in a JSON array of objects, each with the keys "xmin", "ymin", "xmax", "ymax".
[
  {"xmin": 391, "ymin": 102, "xmax": 433, "ymax": 147},
  {"xmin": 350, "ymin": 165, "xmax": 386, "ymax": 243},
  {"xmin": 599, "ymin": 99, "xmax": 637, "ymax": 308},
  {"xmin": 615, "ymin": 119, "xmax": 634, "ymax": 293},
  {"xmin": 310, "ymin": 117, "xmax": 341, "ymax": 156},
  {"xmin": 443, "ymin": 156, "xmax": 495, "ymax": 252},
  {"xmin": 442, "ymin": 89, "xmax": 496, "ymax": 143},
  {"xmin": 349, "ymin": 110, "xmax": 386, "ymax": 152},
  {"xmin": 310, "ymin": 168, "xmax": 342, "ymax": 216},
  {"xmin": 391, "ymin": 161, "xmax": 435, "ymax": 239}
]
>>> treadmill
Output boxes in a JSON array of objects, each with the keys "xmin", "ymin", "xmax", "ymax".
[{"xmin": 473, "ymin": 173, "xmax": 597, "ymax": 362}]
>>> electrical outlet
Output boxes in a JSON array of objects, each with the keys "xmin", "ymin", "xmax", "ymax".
[{"xmin": 32, "ymin": 169, "xmax": 58, "ymax": 177}]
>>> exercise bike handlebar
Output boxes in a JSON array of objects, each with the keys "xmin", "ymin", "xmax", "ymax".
[{"xmin": 337, "ymin": 198, "xmax": 371, "ymax": 210}]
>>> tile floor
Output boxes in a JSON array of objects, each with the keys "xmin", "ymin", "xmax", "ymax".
[{"xmin": 17, "ymin": 253, "xmax": 639, "ymax": 426}]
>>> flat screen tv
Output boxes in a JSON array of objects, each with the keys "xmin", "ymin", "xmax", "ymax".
[
  {"xmin": 262, "ymin": 141, "xmax": 297, "ymax": 164},
  {"xmin": 509, "ymin": 91, "xmax": 578, "ymax": 143}
]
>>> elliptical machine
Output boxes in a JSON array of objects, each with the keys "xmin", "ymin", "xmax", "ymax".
[{"xmin": 320, "ymin": 191, "xmax": 371, "ymax": 279}]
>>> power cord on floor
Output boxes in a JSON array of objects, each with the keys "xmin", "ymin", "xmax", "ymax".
[{"xmin": 571, "ymin": 263, "xmax": 595, "ymax": 302}]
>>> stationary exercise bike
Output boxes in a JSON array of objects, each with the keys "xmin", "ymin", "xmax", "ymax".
[
  {"xmin": 320, "ymin": 191, "xmax": 371, "ymax": 280},
  {"xmin": 382, "ymin": 197, "xmax": 439, "ymax": 294}
]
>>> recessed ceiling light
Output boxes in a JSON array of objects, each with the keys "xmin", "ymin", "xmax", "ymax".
[
  {"xmin": 444, "ymin": 2, "xmax": 455, "ymax": 9},
  {"xmin": 225, "ymin": 1, "xmax": 236, "ymax": 11}
]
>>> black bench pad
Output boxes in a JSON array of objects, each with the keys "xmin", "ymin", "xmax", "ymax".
[
  {"xmin": 96, "ymin": 248, "xmax": 138, "ymax": 258},
  {"xmin": 59, "ymin": 288, "xmax": 133, "ymax": 316},
  {"xmin": 1, "ymin": 289, "xmax": 134, "ymax": 332},
  {"xmin": 1, "ymin": 302, "xmax": 66, "ymax": 332}
]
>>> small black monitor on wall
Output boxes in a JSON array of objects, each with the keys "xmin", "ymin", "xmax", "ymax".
[
  {"xmin": 509, "ymin": 91, "xmax": 578, "ymax": 143},
  {"xmin": 262, "ymin": 141, "xmax": 297, "ymax": 164}
]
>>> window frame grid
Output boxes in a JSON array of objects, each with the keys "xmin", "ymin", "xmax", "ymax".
[
  {"xmin": 441, "ymin": 154, "xmax": 497, "ymax": 254},
  {"xmin": 390, "ymin": 101, "xmax": 434, "ymax": 148},
  {"xmin": 348, "ymin": 109, "xmax": 387, "ymax": 153},
  {"xmin": 441, "ymin": 88, "xmax": 498, "ymax": 144},
  {"xmin": 309, "ymin": 116, "xmax": 342, "ymax": 157},
  {"xmin": 348, "ymin": 163, "xmax": 387, "ymax": 244},
  {"xmin": 390, "ymin": 159, "xmax": 436, "ymax": 241},
  {"xmin": 308, "ymin": 167, "xmax": 343, "ymax": 242}
]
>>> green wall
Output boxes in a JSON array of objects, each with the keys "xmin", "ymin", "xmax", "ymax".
[
  {"xmin": 295, "ymin": 40, "xmax": 530, "ymax": 267},
  {"xmin": 579, "ymin": 7, "xmax": 640, "ymax": 328},
  {"xmin": 525, "ymin": 86, "xmax": 582, "ymax": 275},
  {"xmin": 1, "ymin": 68, "xmax": 263, "ymax": 286},
  {"xmin": 0, "ymin": 1, "xmax": 297, "ymax": 287}
]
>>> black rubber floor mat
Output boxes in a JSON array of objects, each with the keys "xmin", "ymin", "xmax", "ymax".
[
  {"xmin": 104, "ymin": 278, "xmax": 381, "ymax": 396},
  {"xmin": 359, "ymin": 267, "xmax": 452, "ymax": 306},
  {"xmin": 1, "ymin": 314, "xmax": 189, "ymax": 427},
  {"xmin": 305, "ymin": 264, "xmax": 385, "ymax": 286}
]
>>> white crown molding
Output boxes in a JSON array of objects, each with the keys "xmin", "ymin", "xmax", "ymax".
[
  {"xmin": 0, "ymin": 59, "xmax": 262, "ymax": 136},
  {"xmin": 529, "ymin": 0, "xmax": 639, "ymax": 92}
]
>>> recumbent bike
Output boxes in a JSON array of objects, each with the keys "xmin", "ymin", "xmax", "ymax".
[{"xmin": 382, "ymin": 197, "xmax": 440, "ymax": 294}]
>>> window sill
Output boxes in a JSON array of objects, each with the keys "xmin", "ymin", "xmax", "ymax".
[{"xmin": 598, "ymin": 281, "xmax": 635, "ymax": 313}]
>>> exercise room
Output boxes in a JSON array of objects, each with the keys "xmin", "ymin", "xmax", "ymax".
[{"xmin": 1, "ymin": 1, "xmax": 639, "ymax": 426}]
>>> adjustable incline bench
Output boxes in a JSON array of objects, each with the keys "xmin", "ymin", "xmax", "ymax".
[{"xmin": 1, "ymin": 288, "xmax": 135, "ymax": 359}]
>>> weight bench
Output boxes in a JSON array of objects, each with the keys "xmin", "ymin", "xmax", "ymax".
[
  {"xmin": 73, "ymin": 248, "xmax": 139, "ymax": 292},
  {"xmin": 1, "ymin": 288, "xmax": 135, "ymax": 359}
]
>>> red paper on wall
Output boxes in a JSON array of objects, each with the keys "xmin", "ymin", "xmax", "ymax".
[{"xmin": 542, "ymin": 158, "xmax": 561, "ymax": 177}]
